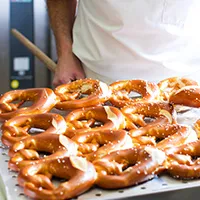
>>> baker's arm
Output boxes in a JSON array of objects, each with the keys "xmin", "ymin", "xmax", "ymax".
[{"xmin": 47, "ymin": 0, "xmax": 85, "ymax": 86}]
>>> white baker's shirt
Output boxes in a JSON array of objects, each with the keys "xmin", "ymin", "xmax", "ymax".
[{"xmin": 72, "ymin": 0, "xmax": 200, "ymax": 84}]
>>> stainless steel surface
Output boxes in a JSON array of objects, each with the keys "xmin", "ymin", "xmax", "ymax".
[
  {"xmin": 11, "ymin": 29, "xmax": 57, "ymax": 72},
  {"xmin": 0, "ymin": 175, "xmax": 6, "ymax": 200},
  {"xmin": 34, "ymin": 0, "xmax": 52, "ymax": 88},
  {"xmin": 0, "ymin": 0, "xmax": 51, "ymax": 94},
  {"xmin": 0, "ymin": 0, "xmax": 10, "ymax": 94}
]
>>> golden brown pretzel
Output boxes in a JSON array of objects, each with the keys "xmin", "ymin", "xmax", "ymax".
[
  {"xmin": 165, "ymin": 140, "xmax": 200, "ymax": 179},
  {"xmin": 18, "ymin": 155, "xmax": 97, "ymax": 200},
  {"xmin": 109, "ymin": 79, "xmax": 160, "ymax": 107},
  {"xmin": 158, "ymin": 76, "xmax": 198, "ymax": 101},
  {"xmin": 54, "ymin": 78, "xmax": 111, "ymax": 110},
  {"xmin": 129, "ymin": 124, "xmax": 185, "ymax": 148},
  {"xmin": 123, "ymin": 102, "xmax": 175, "ymax": 146},
  {"xmin": 121, "ymin": 101, "xmax": 176, "ymax": 130},
  {"xmin": 130, "ymin": 121, "xmax": 183, "ymax": 137},
  {"xmin": 0, "ymin": 88, "xmax": 58, "ymax": 121},
  {"xmin": 65, "ymin": 106, "xmax": 125, "ymax": 138},
  {"xmin": 1, "ymin": 113, "xmax": 67, "ymax": 147},
  {"xmin": 169, "ymin": 86, "xmax": 200, "ymax": 108},
  {"xmin": 8, "ymin": 133, "xmax": 77, "ymax": 171},
  {"xmin": 94, "ymin": 146, "xmax": 166, "ymax": 189},
  {"xmin": 72, "ymin": 130, "xmax": 132, "ymax": 162},
  {"xmin": 156, "ymin": 125, "xmax": 198, "ymax": 152}
]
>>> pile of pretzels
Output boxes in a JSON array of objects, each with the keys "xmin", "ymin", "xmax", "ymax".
[{"xmin": 1, "ymin": 77, "xmax": 200, "ymax": 200}]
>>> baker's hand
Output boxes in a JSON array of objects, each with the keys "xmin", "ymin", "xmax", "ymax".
[{"xmin": 53, "ymin": 52, "xmax": 86, "ymax": 87}]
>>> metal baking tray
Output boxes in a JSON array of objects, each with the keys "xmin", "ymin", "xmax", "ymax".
[{"xmin": 1, "ymin": 108, "xmax": 200, "ymax": 200}]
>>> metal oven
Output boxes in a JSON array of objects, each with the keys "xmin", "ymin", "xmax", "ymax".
[{"xmin": 0, "ymin": 0, "xmax": 52, "ymax": 94}]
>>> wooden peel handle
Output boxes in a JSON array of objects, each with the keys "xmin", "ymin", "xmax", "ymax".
[{"xmin": 11, "ymin": 29, "xmax": 56, "ymax": 72}]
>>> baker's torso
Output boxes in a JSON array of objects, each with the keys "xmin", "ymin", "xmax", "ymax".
[{"xmin": 73, "ymin": 0, "xmax": 200, "ymax": 84}]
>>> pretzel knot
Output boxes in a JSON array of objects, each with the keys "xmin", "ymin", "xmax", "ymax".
[
  {"xmin": 169, "ymin": 86, "xmax": 200, "ymax": 108},
  {"xmin": 94, "ymin": 146, "xmax": 166, "ymax": 189},
  {"xmin": 1, "ymin": 113, "xmax": 67, "ymax": 147},
  {"xmin": 109, "ymin": 79, "xmax": 160, "ymax": 107},
  {"xmin": 72, "ymin": 130, "xmax": 133, "ymax": 162},
  {"xmin": 166, "ymin": 140, "xmax": 200, "ymax": 179},
  {"xmin": 0, "ymin": 88, "xmax": 58, "ymax": 121},
  {"xmin": 155, "ymin": 125, "xmax": 198, "ymax": 152},
  {"xmin": 65, "ymin": 106, "xmax": 125, "ymax": 138},
  {"xmin": 54, "ymin": 78, "xmax": 112, "ymax": 110},
  {"xmin": 130, "ymin": 124, "xmax": 186, "ymax": 148},
  {"xmin": 8, "ymin": 133, "xmax": 77, "ymax": 171},
  {"xmin": 18, "ymin": 156, "xmax": 97, "ymax": 200},
  {"xmin": 157, "ymin": 77, "xmax": 198, "ymax": 101},
  {"xmin": 121, "ymin": 101, "xmax": 176, "ymax": 130}
]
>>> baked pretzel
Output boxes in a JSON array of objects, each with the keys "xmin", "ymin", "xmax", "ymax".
[
  {"xmin": 121, "ymin": 101, "xmax": 176, "ymax": 130},
  {"xmin": 129, "ymin": 117, "xmax": 181, "ymax": 136},
  {"xmin": 0, "ymin": 88, "xmax": 58, "ymax": 121},
  {"xmin": 166, "ymin": 140, "xmax": 200, "ymax": 179},
  {"xmin": 72, "ymin": 130, "xmax": 132, "ymax": 162},
  {"xmin": 1, "ymin": 113, "xmax": 67, "ymax": 147},
  {"xmin": 94, "ymin": 146, "xmax": 166, "ymax": 189},
  {"xmin": 8, "ymin": 133, "xmax": 77, "ymax": 171},
  {"xmin": 65, "ymin": 106, "xmax": 125, "ymax": 138},
  {"xmin": 54, "ymin": 78, "xmax": 111, "ymax": 110},
  {"xmin": 156, "ymin": 125, "xmax": 198, "ymax": 152},
  {"xmin": 169, "ymin": 86, "xmax": 200, "ymax": 108},
  {"xmin": 158, "ymin": 77, "xmax": 198, "ymax": 101},
  {"xmin": 18, "ymin": 155, "xmax": 97, "ymax": 200},
  {"xmin": 129, "ymin": 124, "xmax": 185, "ymax": 148},
  {"xmin": 109, "ymin": 79, "xmax": 160, "ymax": 107}
]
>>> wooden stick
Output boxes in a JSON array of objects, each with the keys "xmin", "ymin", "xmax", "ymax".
[{"xmin": 11, "ymin": 29, "xmax": 56, "ymax": 72}]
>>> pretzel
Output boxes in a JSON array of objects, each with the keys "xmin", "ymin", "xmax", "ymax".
[
  {"xmin": 166, "ymin": 140, "xmax": 200, "ymax": 179},
  {"xmin": 54, "ymin": 78, "xmax": 111, "ymax": 110},
  {"xmin": 169, "ymin": 86, "xmax": 200, "ymax": 108},
  {"xmin": 129, "ymin": 119, "xmax": 172, "ymax": 136},
  {"xmin": 156, "ymin": 125, "xmax": 197, "ymax": 151},
  {"xmin": 129, "ymin": 119, "xmax": 198, "ymax": 150},
  {"xmin": 18, "ymin": 155, "xmax": 97, "ymax": 200},
  {"xmin": 129, "ymin": 124, "xmax": 185, "ymax": 148},
  {"xmin": 121, "ymin": 101, "xmax": 176, "ymax": 130},
  {"xmin": 158, "ymin": 77, "xmax": 198, "ymax": 101},
  {"xmin": 65, "ymin": 106, "xmax": 125, "ymax": 138},
  {"xmin": 94, "ymin": 146, "xmax": 166, "ymax": 189},
  {"xmin": 129, "ymin": 123, "xmax": 195, "ymax": 150},
  {"xmin": 72, "ymin": 130, "xmax": 133, "ymax": 162},
  {"xmin": 129, "ymin": 112, "xmax": 197, "ymax": 150},
  {"xmin": 8, "ymin": 133, "xmax": 77, "ymax": 171},
  {"xmin": 0, "ymin": 88, "xmax": 58, "ymax": 121},
  {"xmin": 1, "ymin": 113, "xmax": 67, "ymax": 147},
  {"xmin": 109, "ymin": 79, "xmax": 160, "ymax": 107}
]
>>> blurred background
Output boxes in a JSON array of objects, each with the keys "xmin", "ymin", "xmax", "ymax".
[{"xmin": 0, "ymin": 0, "xmax": 56, "ymax": 94}]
